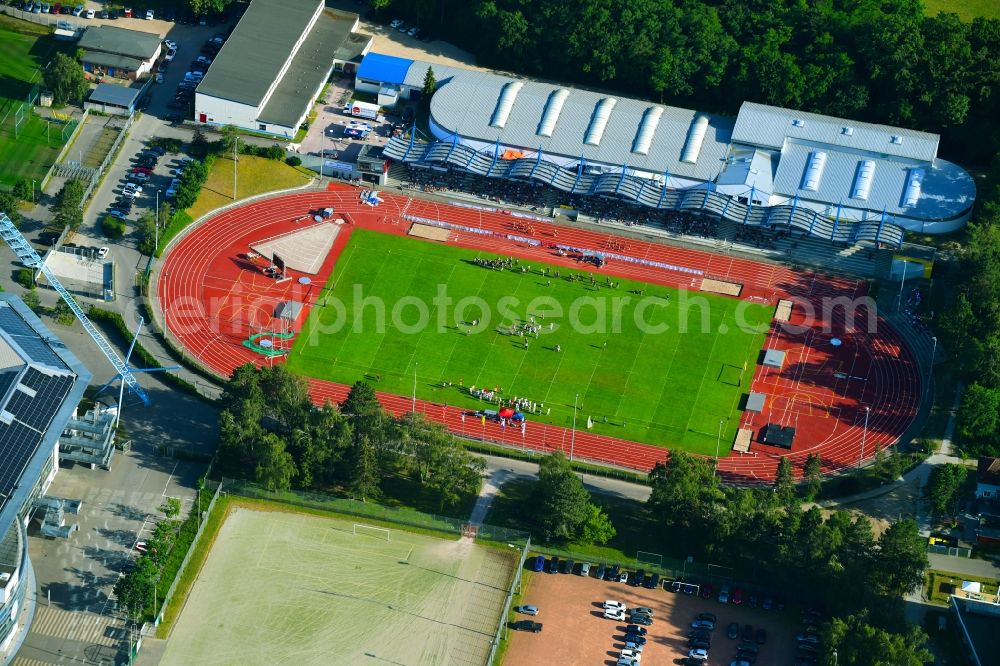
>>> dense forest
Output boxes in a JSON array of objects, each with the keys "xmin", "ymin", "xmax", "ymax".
[{"xmin": 375, "ymin": 0, "xmax": 1000, "ymax": 165}]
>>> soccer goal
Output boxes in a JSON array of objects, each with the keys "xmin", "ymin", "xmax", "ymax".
[{"xmin": 353, "ymin": 523, "xmax": 390, "ymax": 541}]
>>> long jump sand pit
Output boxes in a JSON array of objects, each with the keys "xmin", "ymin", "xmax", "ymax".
[{"xmin": 161, "ymin": 506, "xmax": 516, "ymax": 666}]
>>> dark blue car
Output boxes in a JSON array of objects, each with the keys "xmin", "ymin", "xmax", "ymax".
[{"xmin": 532, "ymin": 555, "xmax": 545, "ymax": 572}]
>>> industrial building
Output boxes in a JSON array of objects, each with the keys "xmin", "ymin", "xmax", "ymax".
[
  {"xmin": 78, "ymin": 25, "xmax": 162, "ymax": 81},
  {"xmin": 194, "ymin": 0, "xmax": 365, "ymax": 137}
]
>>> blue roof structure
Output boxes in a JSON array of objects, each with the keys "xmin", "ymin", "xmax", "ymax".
[{"xmin": 357, "ymin": 52, "xmax": 412, "ymax": 84}]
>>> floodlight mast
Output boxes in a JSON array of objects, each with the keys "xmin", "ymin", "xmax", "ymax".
[{"xmin": 0, "ymin": 212, "xmax": 150, "ymax": 405}]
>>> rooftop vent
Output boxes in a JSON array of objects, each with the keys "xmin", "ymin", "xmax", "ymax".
[
  {"xmin": 890, "ymin": 135, "xmax": 903, "ymax": 145},
  {"xmin": 791, "ymin": 118, "xmax": 805, "ymax": 128},
  {"xmin": 801, "ymin": 151, "xmax": 828, "ymax": 192},
  {"xmin": 583, "ymin": 97, "xmax": 617, "ymax": 147},
  {"xmin": 841, "ymin": 126, "xmax": 854, "ymax": 136},
  {"xmin": 489, "ymin": 81, "xmax": 523, "ymax": 130},
  {"xmin": 851, "ymin": 160, "xmax": 875, "ymax": 200}
]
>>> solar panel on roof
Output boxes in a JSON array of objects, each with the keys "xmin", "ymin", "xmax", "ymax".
[
  {"xmin": 0, "ymin": 420, "xmax": 44, "ymax": 513},
  {"xmin": 0, "ymin": 371, "xmax": 18, "ymax": 402},
  {"xmin": 6, "ymin": 373, "xmax": 72, "ymax": 431}
]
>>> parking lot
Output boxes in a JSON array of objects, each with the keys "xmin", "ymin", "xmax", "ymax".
[{"xmin": 505, "ymin": 563, "xmax": 804, "ymax": 665}]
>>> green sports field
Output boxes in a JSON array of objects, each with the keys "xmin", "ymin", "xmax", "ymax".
[
  {"xmin": 161, "ymin": 505, "xmax": 514, "ymax": 666},
  {"xmin": 0, "ymin": 16, "xmax": 68, "ymax": 188},
  {"xmin": 286, "ymin": 229, "xmax": 771, "ymax": 453}
]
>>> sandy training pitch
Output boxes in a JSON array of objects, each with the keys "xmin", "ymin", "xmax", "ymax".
[{"xmin": 161, "ymin": 507, "xmax": 516, "ymax": 666}]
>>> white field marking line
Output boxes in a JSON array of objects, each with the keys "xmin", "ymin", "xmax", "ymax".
[
  {"xmin": 160, "ymin": 461, "xmax": 178, "ymax": 497},
  {"xmin": 438, "ymin": 260, "xmax": 493, "ymax": 388},
  {"xmin": 401, "ymin": 260, "xmax": 459, "ymax": 386},
  {"xmin": 611, "ymin": 299, "xmax": 676, "ymax": 420},
  {"xmin": 255, "ymin": 519, "xmax": 276, "ymax": 569},
  {"xmin": 684, "ymin": 310, "xmax": 727, "ymax": 435},
  {"xmin": 299, "ymin": 238, "xmax": 361, "ymax": 362}
]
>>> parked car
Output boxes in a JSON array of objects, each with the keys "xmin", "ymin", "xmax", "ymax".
[
  {"xmin": 629, "ymin": 614, "xmax": 652, "ymax": 626},
  {"xmin": 688, "ymin": 638, "xmax": 710, "ymax": 650},
  {"xmin": 146, "ymin": 146, "xmax": 166, "ymax": 157},
  {"xmin": 603, "ymin": 600, "xmax": 626, "ymax": 611},
  {"xmin": 698, "ymin": 613, "xmax": 717, "ymax": 623},
  {"xmin": 754, "ymin": 628, "xmax": 767, "ymax": 645},
  {"xmin": 623, "ymin": 634, "xmax": 646, "ymax": 646},
  {"xmin": 165, "ymin": 48, "xmax": 176, "ymax": 62},
  {"xmin": 618, "ymin": 570, "xmax": 628, "ymax": 584},
  {"xmin": 742, "ymin": 624, "xmax": 754, "ymax": 641},
  {"xmin": 579, "ymin": 562, "xmax": 591, "ymax": 577},
  {"xmin": 606, "ymin": 565, "xmax": 619, "ymax": 581},
  {"xmin": 511, "ymin": 620, "xmax": 542, "ymax": 633},
  {"xmin": 531, "ymin": 555, "xmax": 544, "ymax": 572},
  {"xmin": 108, "ymin": 209, "xmax": 128, "ymax": 219},
  {"xmin": 546, "ymin": 557, "xmax": 558, "ymax": 574},
  {"xmin": 633, "ymin": 569, "xmax": 645, "ymax": 587},
  {"xmin": 632, "ymin": 607, "xmax": 653, "ymax": 617},
  {"xmin": 595, "ymin": 563, "xmax": 606, "ymax": 579},
  {"xmin": 85, "ymin": 8, "xmax": 94, "ymax": 18},
  {"xmin": 515, "ymin": 605, "xmax": 539, "ymax": 616},
  {"xmin": 797, "ymin": 633, "xmax": 820, "ymax": 645},
  {"xmin": 389, "ymin": 18, "xmax": 402, "ymax": 28},
  {"xmin": 625, "ymin": 625, "xmax": 647, "ymax": 636},
  {"xmin": 97, "ymin": 246, "xmax": 109, "ymax": 259},
  {"xmin": 164, "ymin": 39, "xmax": 177, "ymax": 50},
  {"xmin": 718, "ymin": 585, "xmax": 730, "ymax": 604},
  {"xmin": 690, "ymin": 620, "xmax": 715, "ymax": 630},
  {"xmin": 604, "ymin": 608, "xmax": 626, "ymax": 621},
  {"xmin": 132, "ymin": 167, "xmax": 153, "ymax": 175},
  {"xmin": 647, "ymin": 573, "xmax": 659, "ymax": 589},
  {"xmin": 127, "ymin": 172, "xmax": 150, "ymax": 183},
  {"xmin": 688, "ymin": 628, "xmax": 711, "ymax": 640},
  {"xmin": 407, "ymin": 26, "xmax": 419, "ymax": 37},
  {"xmin": 727, "ymin": 622, "xmax": 739, "ymax": 639},
  {"xmin": 688, "ymin": 648, "xmax": 709, "ymax": 661},
  {"xmin": 145, "ymin": 8, "xmax": 153, "ymax": 19},
  {"xmin": 559, "ymin": 559, "xmax": 573, "ymax": 574}
]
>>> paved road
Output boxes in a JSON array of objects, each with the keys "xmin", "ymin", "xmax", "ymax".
[{"xmin": 927, "ymin": 553, "xmax": 1000, "ymax": 578}]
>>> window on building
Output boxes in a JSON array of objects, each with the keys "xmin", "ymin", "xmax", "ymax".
[{"xmin": 259, "ymin": 124, "xmax": 266, "ymax": 131}]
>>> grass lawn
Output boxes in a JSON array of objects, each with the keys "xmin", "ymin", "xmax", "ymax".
[
  {"xmin": 185, "ymin": 155, "xmax": 313, "ymax": 221},
  {"xmin": 159, "ymin": 500, "xmax": 514, "ymax": 665},
  {"xmin": 0, "ymin": 16, "xmax": 70, "ymax": 188},
  {"xmin": 923, "ymin": 0, "xmax": 1000, "ymax": 20},
  {"xmin": 925, "ymin": 569, "xmax": 1000, "ymax": 605},
  {"xmin": 287, "ymin": 229, "xmax": 771, "ymax": 451}
]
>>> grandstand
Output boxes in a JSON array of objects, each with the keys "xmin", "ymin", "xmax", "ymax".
[
  {"xmin": 379, "ymin": 55, "xmax": 975, "ymax": 257},
  {"xmin": 0, "ymin": 295, "xmax": 91, "ymax": 662}
]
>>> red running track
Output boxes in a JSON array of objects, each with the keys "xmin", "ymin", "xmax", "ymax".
[{"xmin": 156, "ymin": 184, "xmax": 920, "ymax": 484}]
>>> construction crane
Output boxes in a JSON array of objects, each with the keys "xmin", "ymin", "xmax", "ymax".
[{"xmin": 0, "ymin": 212, "xmax": 150, "ymax": 405}]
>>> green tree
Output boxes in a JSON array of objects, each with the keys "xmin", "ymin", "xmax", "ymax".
[
  {"xmin": 803, "ymin": 453, "xmax": 823, "ymax": 500},
  {"xmin": 53, "ymin": 300, "xmax": 75, "ymax": 326},
  {"xmin": 101, "ymin": 215, "xmax": 126, "ymax": 239},
  {"xmin": 924, "ymin": 463, "xmax": 969, "ymax": 519},
  {"xmin": 956, "ymin": 383, "xmax": 1000, "ymax": 453},
  {"xmin": 647, "ymin": 450, "xmax": 721, "ymax": 530},
  {"xmin": 219, "ymin": 124, "xmax": 242, "ymax": 156},
  {"xmin": 773, "ymin": 456, "xmax": 795, "ymax": 507},
  {"xmin": 160, "ymin": 497, "xmax": 182, "ymax": 520},
  {"xmin": 536, "ymin": 451, "xmax": 590, "ymax": 541},
  {"xmin": 580, "ymin": 502, "xmax": 616, "ymax": 545},
  {"xmin": 341, "ymin": 380, "xmax": 387, "ymax": 445},
  {"xmin": 190, "ymin": 128, "xmax": 211, "ymax": 158},
  {"xmin": 349, "ymin": 435, "xmax": 381, "ymax": 500},
  {"xmin": 0, "ymin": 192, "xmax": 23, "ymax": 227},
  {"xmin": 44, "ymin": 52, "xmax": 89, "ymax": 105},
  {"xmin": 13, "ymin": 268, "xmax": 34, "ymax": 289},
  {"xmin": 113, "ymin": 556, "xmax": 158, "ymax": 619},
  {"xmin": 823, "ymin": 611, "xmax": 933, "ymax": 666},
  {"xmin": 871, "ymin": 518, "xmax": 927, "ymax": 597},
  {"xmin": 53, "ymin": 179, "xmax": 85, "ymax": 229},
  {"xmin": 421, "ymin": 65, "xmax": 437, "ymax": 103},
  {"xmin": 21, "ymin": 288, "xmax": 40, "ymax": 313},
  {"xmin": 12, "ymin": 178, "xmax": 33, "ymax": 203},
  {"xmin": 136, "ymin": 210, "xmax": 157, "ymax": 256},
  {"xmin": 254, "ymin": 432, "xmax": 296, "ymax": 491}
]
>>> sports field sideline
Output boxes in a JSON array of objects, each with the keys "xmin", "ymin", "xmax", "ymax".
[
  {"xmin": 161, "ymin": 504, "xmax": 516, "ymax": 666},
  {"xmin": 286, "ymin": 229, "xmax": 771, "ymax": 453}
]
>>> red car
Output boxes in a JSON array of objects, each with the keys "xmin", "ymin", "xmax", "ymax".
[
  {"xmin": 732, "ymin": 587, "xmax": 744, "ymax": 605},
  {"xmin": 123, "ymin": 7, "xmax": 132, "ymax": 17},
  {"xmin": 132, "ymin": 166, "xmax": 153, "ymax": 175},
  {"xmin": 700, "ymin": 583, "xmax": 714, "ymax": 599}
]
